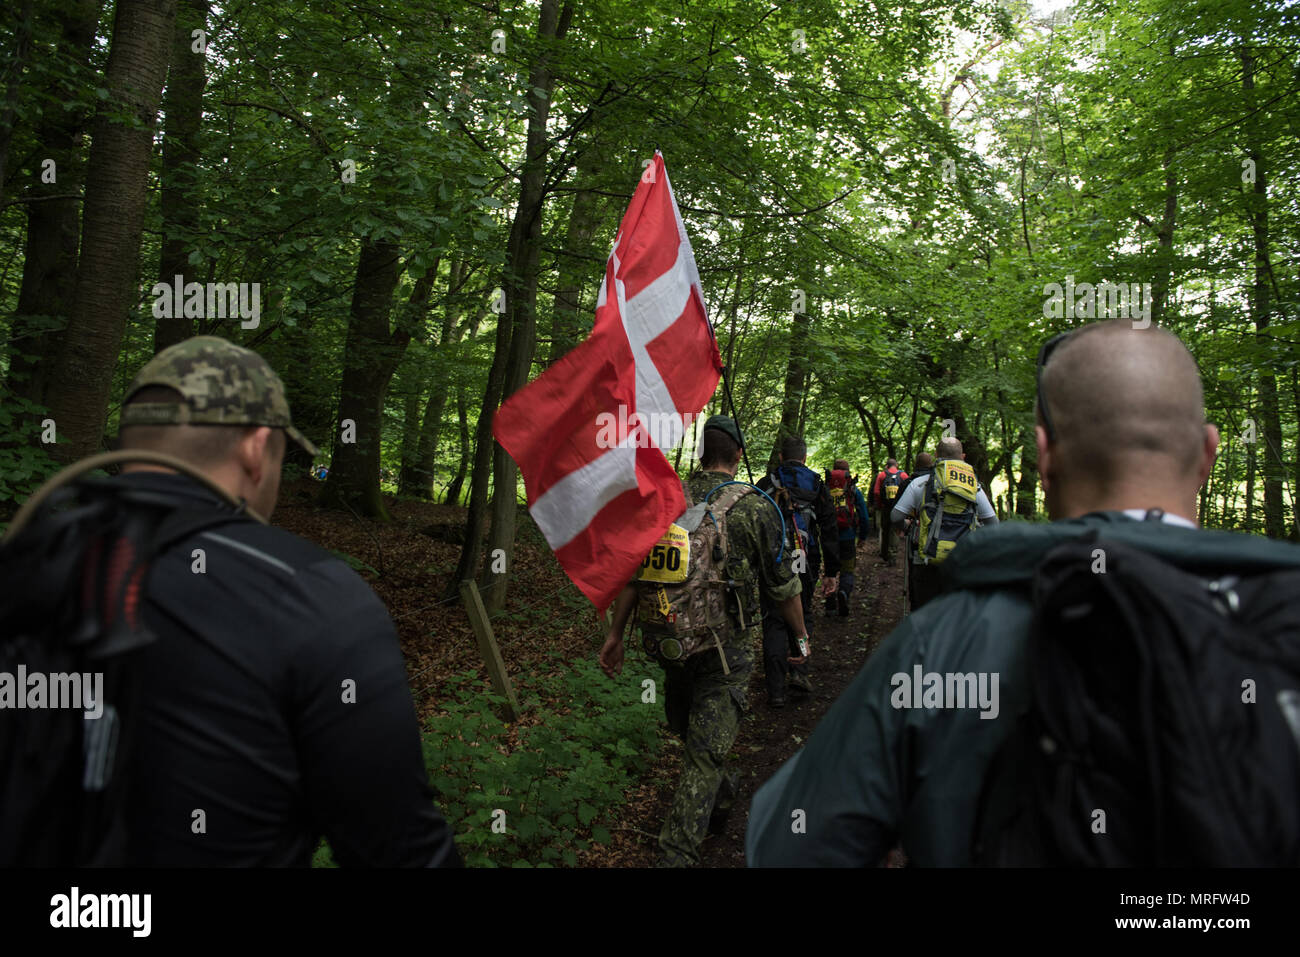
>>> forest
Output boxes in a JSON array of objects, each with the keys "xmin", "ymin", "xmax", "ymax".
[{"xmin": 1, "ymin": 0, "xmax": 1297, "ymax": 866}]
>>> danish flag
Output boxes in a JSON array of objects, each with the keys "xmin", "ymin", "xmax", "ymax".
[{"xmin": 493, "ymin": 152, "xmax": 722, "ymax": 612}]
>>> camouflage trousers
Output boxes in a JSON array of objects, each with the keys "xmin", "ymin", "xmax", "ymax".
[{"xmin": 657, "ymin": 636, "xmax": 753, "ymax": 867}]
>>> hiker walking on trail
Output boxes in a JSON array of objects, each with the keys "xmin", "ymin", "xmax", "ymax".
[
  {"xmin": 895, "ymin": 452, "xmax": 934, "ymax": 505},
  {"xmin": 893, "ymin": 452, "xmax": 933, "ymax": 610},
  {"xmin": 598, "ymin": 416, "xmax": 809, "ymax": 867},
  {"xmin": 0, "ymin": 337, "xmax": 460, "ymax": 867},
  {"xmin": 746, "ymin": 320, "xmax": 1300, "ymax": 867},
  {"xmin": 871, "ymin": 459, "xmax": 908, "ymax": 565},
  {"xmin": 893, "ymin": 441, "xmax": 997, "ymax": 611},
  {"xmin": 824, "ymin": 459, "xmax": 871, "ymax": 618},
  {"xmin": 757, "ymin": 436, "xmax": 840, "ymax": 707}
]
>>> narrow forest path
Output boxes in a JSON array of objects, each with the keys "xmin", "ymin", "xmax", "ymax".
[
  {"xmin": 273, "ymin": 487, "xmax": 911, "ymax": 868},
  {"xmin": 583, "ymin": 543, "xmax": 908, "ymax": 867}
]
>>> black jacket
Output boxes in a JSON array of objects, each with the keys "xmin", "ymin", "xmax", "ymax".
[{"xmin": 118, "ymin": 472, "xmax": 460, "ymax": 867}]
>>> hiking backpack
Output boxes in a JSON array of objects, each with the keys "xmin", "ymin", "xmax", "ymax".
[
  {"xmin": 880, "ymin": 469, "xmax": 904, "ymax": 508},
  {"xmin": 826, "ymin": 469, "xmax": 858, "ymax": 532},
  {"xmin": 0, "ymin": 451, "xmax": 258, "ymax": 866},
  {"xmin": 973, "ymin": 532, "xmax": 1300, "ymax": 866},
  {"xmin": 916, "ymin": 459, "xmax": 981, "ymax": 564},
  {"xmin": 768, "ymin": 464, "xmax": 819, "ymax": 551},
  {"xmin": 635, "ymin": 480, "xmax": 768, "ymax": 673}
]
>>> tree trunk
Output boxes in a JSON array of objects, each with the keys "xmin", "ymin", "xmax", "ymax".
[
  {"xmin": 401, "ymin": 261, "xmax": 472, "ymax": 498},
  {"xmin": 1292, "ymin": 366, "xmax": 1299, "ymax": 537},
  {"xmin": 0, "ymin": 0, "xmax": 36, "ymax": 202},
  {"xmin": 481, "ymin": 0, "xmax": 573, "ymax": 613},
  {"xmin": 1148, "ymin": 148, "xmax": 1177, "ymax": 326},
  {"xmin": 153, "ymin": 0, "xmax": 210, "ymax": 352},
  {"xmin": 1016, "ymin": 426, "xmax": 1037, "ymax": 519},
  {"xmin": 321, "ymin": 239, "xmax": 405, "ymax": 519},
  {"xmin": 854, "ymin": 398, "xmax": 893, "ymax": 463},
  {"xmin": 772, "ymin": 304, "xmax": 812, "ymax": 469},
  {"xmin": 6, "ymin": 0, "xmax": 103, "ymax": 407},
  {"xmin": 547, "ymin": 141, "xmax": 604, "ymax": 365},
  {"xmin": 46, "ymin": 0, "xmax": 178, "ymax": 462},
  {"xmin": 1245, "ymin": 438, "xmax": 1256, "ymax": 533},
  {"xmin": 275, "ymin": 314, "xmax": 334, "ymax": 474},
  {"xmin": 1240, "ymin": 45, "xmax": 1285, "ymax": 539},
  {"xmin": 399, "ymin": 383, "xmax": 421, "ymax": 495},
  {"xmin": 444, "ymin": 381, "xmax": 471, "ymax": 505},
  {"xmin": 902, "ymin": 394, "xmax": 920, "ymax": 466}
]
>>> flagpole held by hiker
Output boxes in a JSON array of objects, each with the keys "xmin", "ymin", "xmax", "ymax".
[{"xmin": 493, "ymin": 152, "xmax": 809, "ymax": 868}]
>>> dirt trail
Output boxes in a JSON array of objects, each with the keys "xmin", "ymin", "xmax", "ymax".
[{"xmin": 585, "ymin": 544, "xmax": 908, "ymax": 867}]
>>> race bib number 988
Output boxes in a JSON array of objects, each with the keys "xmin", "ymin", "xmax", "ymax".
[
  {"xmin": 941, "ymin": 460, "xmax": 979, "ymax": 501},
  {"xmin": 637, "ymin": 524, "xmax": 690, "ymax": 583}
]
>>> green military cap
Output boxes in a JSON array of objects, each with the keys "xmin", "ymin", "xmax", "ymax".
[
  {"xmin": 120, "ymin": 336, "xmax": 320, "ymax": 457},
  {"xmin": 702, "ymin": 414, "xmax": 743, "ymax": 447}
]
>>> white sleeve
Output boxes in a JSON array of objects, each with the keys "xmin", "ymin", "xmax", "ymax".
[
  {"xmin": 976, "ymin": 488, "xmax": 999, "ymax": 523},
  {"xmin": 892, "ymin": 478, "xmax": 923, "ymax": 521}
]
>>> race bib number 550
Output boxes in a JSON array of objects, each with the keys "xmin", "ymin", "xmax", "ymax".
[{"xmin": 637, "ymin": 524, "xmax": 690, "ymax": 583}]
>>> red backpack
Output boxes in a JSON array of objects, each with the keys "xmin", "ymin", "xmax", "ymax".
[{"xmin": 826, "ymin": 469, "xmax": 857, "ymax": 531}]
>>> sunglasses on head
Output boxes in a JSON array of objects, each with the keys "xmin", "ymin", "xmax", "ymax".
[{"xmin": 1036, "ymin": 329, "xmax": 1078, "ymax": 444}]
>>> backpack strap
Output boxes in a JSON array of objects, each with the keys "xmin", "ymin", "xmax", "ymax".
[
  {"xmin": 4, "ymin": 450, "xmax": 266, "ymax": 544},
  {"xmin": 705, "ymin": 481, "xmax": 755, "ymax": 516}
]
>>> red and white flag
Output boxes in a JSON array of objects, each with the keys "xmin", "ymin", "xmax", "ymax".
[{"xmin": 493, "ymin": 152, "xmax": 721, "ymax": 612}]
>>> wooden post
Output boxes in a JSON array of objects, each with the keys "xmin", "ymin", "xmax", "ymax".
[{"xmin": 459, "ymin": 579, "xmax": 521, "ymax": 722}]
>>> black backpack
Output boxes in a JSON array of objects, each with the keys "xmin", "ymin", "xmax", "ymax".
[
  {"xmin": 973, "ymin": 531, "xmax": 1300, "ymax": 866},
  {"xmin": 880, "ymin": 469, "xmax": 904, "ymax": 508},
  {"xmin": 0, "ymin": 451, "xmax": 258, "ymax": 865}
]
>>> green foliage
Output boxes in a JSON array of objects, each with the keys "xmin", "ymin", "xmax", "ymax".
[
  {"xmin": 311, "ymin": 840, "xmax": 337, "ymax": 869},
  {"xmin": 0, "ymin": 394, "xmax": 63, "ymax": 519},
  {"xmin": 423, "ymin": 652, "xmax": 661, "ymax": 868}
]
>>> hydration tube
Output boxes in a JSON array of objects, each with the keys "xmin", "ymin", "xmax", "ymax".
[{"xmin": 703, "ymin": 480, "xmax": 786, "ymax": 566}]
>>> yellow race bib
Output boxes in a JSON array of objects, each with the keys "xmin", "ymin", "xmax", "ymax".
[
  {"xmin": 637, "ymin": 524, "xmax": 690, "ymax": 583},
  {"xmin": 939, "ymin": 460, "xmax": 979, "ymax": 503}
]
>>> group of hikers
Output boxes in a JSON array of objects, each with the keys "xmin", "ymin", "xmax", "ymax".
[
  {"xmin": 3, "ymin": 318, "xmax": 1298, "ymax": 870},
  {"xmin": 595, "ymin": 418, "xmax": 1008, "ymax": 865},
  {"xmin": 606, "ymin": 318, "xmax": 1300, "ymax": 868}
]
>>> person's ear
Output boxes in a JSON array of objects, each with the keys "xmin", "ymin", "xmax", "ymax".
[
  {"xmin": 1036, "ymin": 424, "xmax": 1052, "ymax": 493},
  {"xmin": 1197, "ymin": 423, "xmax": 1220, "ymax": 488},
  {"xmin": 236, "ymin": 427, "xmax": 273, "ymax": 484}
]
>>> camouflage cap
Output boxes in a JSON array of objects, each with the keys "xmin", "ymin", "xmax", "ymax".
[
  {"xmin": 119, "ymin": 336, "xmax": 319, "ymax": 457},
  {"xmin": 702, "ymin": 414, "xmax": 743, "ymax": 447}
]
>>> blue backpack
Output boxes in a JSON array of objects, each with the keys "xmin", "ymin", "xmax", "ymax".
[{"xmin": 768, "ymin": 464, "xmax": 819, "ymax": 548}]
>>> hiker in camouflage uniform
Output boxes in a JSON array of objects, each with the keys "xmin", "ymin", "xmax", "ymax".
[{"xmin": 599, "ymin": 415, "xmax": 808, "ymax": 867}]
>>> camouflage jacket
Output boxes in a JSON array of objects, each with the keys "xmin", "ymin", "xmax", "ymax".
[{"xmin": 684, "ymin": 470, "xmax": 802, "ymax": 644}]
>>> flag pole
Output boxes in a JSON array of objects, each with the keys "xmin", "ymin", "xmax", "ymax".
[
  {"xmin": 661, "ymin": 149, "xmax": 753, "ymax": 485},
  {"xmin": 721, "ymin": 364, "xmax": 753, "ymax": 484}
]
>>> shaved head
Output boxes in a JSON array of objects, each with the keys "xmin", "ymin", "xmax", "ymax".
[
  {"xmin": 1037, "ymin": 320, "xmax": 1217, "ymax": 520},
  {"xmin": 935, "ymin": 437, "xmax": 963, "ymax": 459}
]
